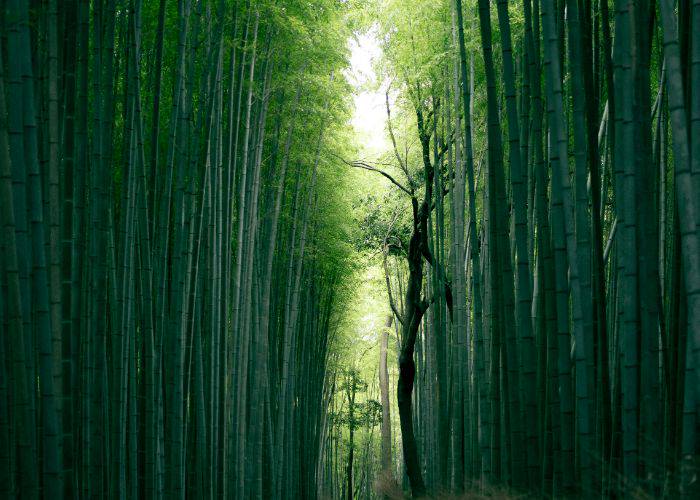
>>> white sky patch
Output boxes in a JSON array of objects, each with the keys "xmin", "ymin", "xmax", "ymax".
[{"xmin": 347, "ymin": 28, "xmax": 389, "ymax": 157}]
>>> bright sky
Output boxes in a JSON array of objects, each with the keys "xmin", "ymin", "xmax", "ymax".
[{"xmin": 347, "ymin": 28, "xmax": 389, "ymax": 157}]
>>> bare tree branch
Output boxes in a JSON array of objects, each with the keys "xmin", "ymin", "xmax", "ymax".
[
  {"xmin": 352, "ymin": 161, "xmax": 414, "ymax": 197},
  {"xmin": 386, "ymin": 89, "xmax": 413, "ymax": 185},
  {"xmin": 328, "ymin": 150, "xmax": 413, "ymax": 196},
  {"xmin": 383, "ymin": 248, "xmax": 405, "ymax": 326},
  {"xmin": 420, "ymin": 239, "xmax": 454, "ymax": 322},
  {"xmin": 382, "ymin": 213, "xmax": 405, "ymax": 325}
]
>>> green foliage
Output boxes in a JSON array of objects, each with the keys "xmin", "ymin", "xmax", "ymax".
[
  {"xmin": 333, "ymin": 369, "xmax": 383, "ymax": 434},
  {"xmin": 353, "ymin": 191, "xmax": 411, "ymax": 254},
  {"xmin": 355, "ymin": 399, "xmax": 383, "ymax": 427}
]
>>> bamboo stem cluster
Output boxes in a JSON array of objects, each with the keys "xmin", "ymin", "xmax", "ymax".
[
  {"xmin": 0, "ymin": 1, "xmax": 354, "ymax": 498},
  {"xmin": 367, "ymin": 0, "xmax": 700, "ymax": 497}
]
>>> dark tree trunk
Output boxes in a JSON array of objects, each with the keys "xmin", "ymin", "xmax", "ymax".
[{"xmin": 397, "ymin": 227, "xmax": 428, "ymax": 497}]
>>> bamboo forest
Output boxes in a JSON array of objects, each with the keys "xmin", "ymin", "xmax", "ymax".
[{"xmin": 2, "ymin": 0, "xmax": 700, "ymax": 498}]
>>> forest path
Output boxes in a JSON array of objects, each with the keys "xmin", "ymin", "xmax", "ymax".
[{"xmin": 320, "ymin": 29, "xmax": 403, "ymax": 499}]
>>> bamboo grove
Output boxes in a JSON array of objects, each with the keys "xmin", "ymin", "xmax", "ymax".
[
  {"xmin": 0, "ymin": 0, "xmax": 360, "ymax": 498},
  {"xmin": 1, "ymin": 0, "xmax": 700, "ymax": 498},
  {"xmin": 336, "ymin": 0, "xmax": 699, "ymax": 497}
]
